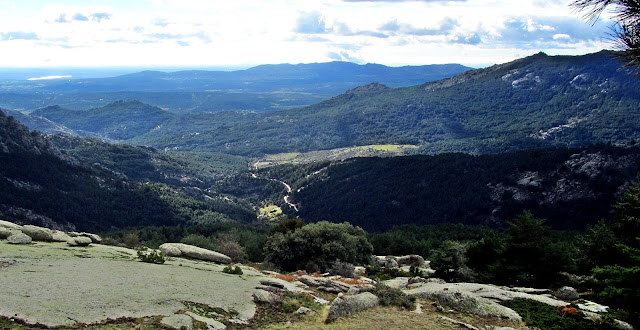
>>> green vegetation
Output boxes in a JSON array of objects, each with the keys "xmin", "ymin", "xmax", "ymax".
[
  {"xmin": 136, "ymin": 247, "xmax": 166, "ymax": 264},
  {"xmin": 222, "ymin": 265, "xmax": 243, "ymax": 275},
  {"xmin": 501, "ymin": 299, "xmax": 618, "ymax": 330},
  {"xmin": 370, "ymin": 283, "xmax": 416, "ymax": 311},
  {"xmin": 264, "ymin": 221, "xmax": 373, "ymax": 272}
]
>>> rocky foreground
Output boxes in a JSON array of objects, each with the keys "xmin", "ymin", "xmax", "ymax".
[{"xmin": 0, "ymin": 220, "xmax": 630, "ymax": 329}]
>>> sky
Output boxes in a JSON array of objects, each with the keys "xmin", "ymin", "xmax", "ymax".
[{"xmin": 0, "ymin": 0, "xmax": 615, "ymax": 69}]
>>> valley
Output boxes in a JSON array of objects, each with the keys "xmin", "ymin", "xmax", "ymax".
[{"xmin": 1, "ymin": 50, "xmax": 640, "ymax": 329}]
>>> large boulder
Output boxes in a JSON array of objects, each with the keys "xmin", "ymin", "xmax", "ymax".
[
  {"xmin": 553, "ymin": 286, "xmax": 579, "ymax": 301},
  {"xmin": 22, "ymin": 225, "xmax": 53, "ymax": 241},
  {"xmin": 67, "ymin": 236, "xmax": 92, "ymax": 247},
  {"xmin": 397, "ymin": 255, "xmax": 426, "ymax": 267},
  {"xmin": 325, "ymin": 292, "xmax": 379, "ymax": 323},
  {"xmin": 159, "ymin": 243, "xmax": 232, "ymax": 264},
  {"xmin": 51, "ymin": 230, "xmax": 73, "ymax": 242},
  {"xmin": 252, "ymin": 289, "xmax": 280, "ymax": 304},
  {"xmin": 0, "ymin": 220, "xmax": 22, "ymax": 230},
  {"xmin": 7, "ymin": 233, "xmax": 32, "ymax": 244}
]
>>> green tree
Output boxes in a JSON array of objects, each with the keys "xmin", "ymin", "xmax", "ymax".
[
  {"xmin": 572, "ymin": 0, "xmax": 640, "ymax": 70},
  {"xmin": 263, "ymin": 221, "xmax": 373, "ymax": 272}
]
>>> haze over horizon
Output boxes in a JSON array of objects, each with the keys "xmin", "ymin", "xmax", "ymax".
[{"xmin": 0, "ymin": 0, "xmax": 614, "ymax": 70}]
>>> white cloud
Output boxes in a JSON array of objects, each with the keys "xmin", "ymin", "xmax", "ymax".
[{"xmin": 0, "ymin": 0, "xmax": 613, "ymax": 68}]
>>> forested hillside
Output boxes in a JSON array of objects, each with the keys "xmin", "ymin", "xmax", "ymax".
[
  {"xmin": 248, "ymin": 144, "xmax": 640, "ymax": 231},
  {"xmin": 0, "ymin": 109, "xmax": 254, "ymax": 232}
]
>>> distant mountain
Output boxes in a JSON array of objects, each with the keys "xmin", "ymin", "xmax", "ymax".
[
  {"xmin": 31, "ymin": 100, "xmax": 176, "ymax": 141},
  {"xmin": 2, "ymin": 62, "xmax": 471, "ymax": 94},
  {"xmin": 123, "ymin": 50, "xmax": 640, "ymax": 156}
]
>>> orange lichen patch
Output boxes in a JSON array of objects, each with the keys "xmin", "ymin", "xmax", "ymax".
[
  {"xmin": 560, "ymin": 306, "xmax": 579, "ymax": 316},
  {"xmin": 335, "ymin": 276, "xmax": 368, "ymax": 285},
  {"xmin": 273, "ymin": 273, "xmax": 299, "ymax": 282}
]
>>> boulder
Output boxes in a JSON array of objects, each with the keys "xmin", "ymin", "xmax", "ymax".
[
  {"xmin": 68, "ymin": 236, "xmax": 92, "ymax": 247},
  {"xmin": 553, "ymin": 286, "xmax": 579, "ymax": 301},
  {"xmin": 325, "ymin": 292, "xmax": 379, "ymax": 323},
  {"xmin": 161, "ymin": 314, "xmax": 193, "ymax": 330},
  {"xmin": 397, "ymin": 255, "xmax": 426, "ymax": 267},
  {"xmin": 296, "ymin": 306, "xmax": 314, "ymax": 315},
  {"xmin": 260, "ymin": 279, "xmax": 285, "ymax": 289},
  {"xmin": 0, "ymin": 220, "xmax": 21, "ymax": 230},
  {"xmin": 252, "ymin": 289, "xmax": 280, "ymax": 304},
  {"xmin": 0, "ymin": 227, "xmax": 19, "ymax": 239},
  {"xmin": 22, "ymin": 225, "xmax": 53, "ymax": 241},
  {"xmin": 382, "ymin": 277, "xmax": 411, "ymax": 289},
  {"xmin": 81, "ymin": 233, "xmax": 102, "ymax": 244},
  {"xmin": 159, "ymin": 243, "xmax": 232, "ymax": 264},
  {"xmin": 7, "ymin": 233, "xmax": 32, "ymax": 244},
  {"xmin": 51, "ymin": 230, "xmax": 72, "ymax": 242}
]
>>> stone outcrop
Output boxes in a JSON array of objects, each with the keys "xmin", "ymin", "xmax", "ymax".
[
  {"xmin": 159, "ymin": 243, "xmax": 232, "ymax": 264},
  {"xmin": 22, "ymin": 225, "xmax": 53, "ymax": 241},
  {"xmin": 0, "ymin": 227, "xmax": 19, "ymax": 239},
  {"xmin": 325, "ymin": 292, "xmax": 379, "ymax": 323},
  {"xmin": 553, "ymin": 286, "xmax": 579, "ymax": 300},
  {"xmin": 297, "ymin": 275, "xmax": 356, "ymax": 293},
  {"xmin": 67, "ymin": 236, "xmax": 92, "ymax": 247},
  {"xmin": 252, "ymin": 289, "xmax": 280, "ymax": 304},
  {"xmin": 69, "ymin": 232, "xmax": 102, "ymax": 244},
  {"xmin": 7, "ymin": 233, "xmax": 32, "ymax": 244},
  {"xmin": 51, "ymin": 230, "xmax": 72, "ymax": 242}
]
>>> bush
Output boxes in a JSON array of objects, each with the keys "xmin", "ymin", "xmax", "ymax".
[
  {"xmin": 215, "ymin": 232, "xmax": 249, "ymax": 263},
  {"xmin": 264, "ymin": 221, "xmax": 373, "ymax": 272},
  {"xmin": 222, "ymin": 265, "xmax": 243, "ymax": 275},
  {"xmin": 366, "ymin": 264, "xmax": 412, "ymax": 281},
  {"xmin": 137, "ymin": 247, "xmax": 165, "ymax": 264},
  {"xmin": 371, "ymin": 283, "xmax": 416, "ymax": 310},
  {"xmin": 124, "ymin": 231, "xmax": 140, "ymax": 249},
  {"xmin": 328, "ymin": 260, "xmax": 356, "ymax": 278}
]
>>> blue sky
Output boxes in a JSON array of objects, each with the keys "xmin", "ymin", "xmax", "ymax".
[{"xmin": 0, "ymin": 0, "xmax": 613, "ymax": 68}]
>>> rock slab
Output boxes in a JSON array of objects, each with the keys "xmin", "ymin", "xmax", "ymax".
[
  {"xmin": 161, "ymin": 314, "xmax": 194, "ymax": 330},
  {"xmin": 159, "ymin": 243, "xmax": 232, "ymax": 264},
  {"xmin": 326, "ymin": 292, "xmax": 379, "ymax": 323}
]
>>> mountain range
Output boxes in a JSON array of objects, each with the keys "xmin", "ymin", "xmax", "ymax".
[
  {"xmin": 22, "ymin": 50, "xmax": 640, "ymax": 157},
  {"xmin": 0, "ymin": 61, "xmax": 471, "ymax": 112}
]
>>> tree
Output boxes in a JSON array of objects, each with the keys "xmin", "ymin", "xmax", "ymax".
[
  {"xmin": 572, "ymin": 0, "xmax": 640, "ymax": 70},
  {"xmin": 263, "ymin": 221, "xmax": 373, "ymax": 272}
]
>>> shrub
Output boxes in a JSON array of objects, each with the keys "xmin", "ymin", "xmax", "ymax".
[
  {"xmin": 222, "ymin": 265, "xmax": 243, "ymax": 275},
  {"xmin": 371, "ymin": 283, "xmax": 416, "ymax": 310},
  {"xmin": 136, "ymin": 247, "xmax": 165, "ymax": 264},
  {"xmin": 215, "ymin": 232, "xmax": 248, "ymax": 263},
  {"xmin": 264, "ymin": 221, "xmax": 373, "ymax": 272},
  {"xmin": 124, "ymin": 231, "xmax": 140, "ymax": 248},
  {"xmin": 501, "ymin": 299, "xmax": 617, "ymax": 330},
  {"xmin": 328, "ymin": 259, "xmax": 356, "ymax": 278}
]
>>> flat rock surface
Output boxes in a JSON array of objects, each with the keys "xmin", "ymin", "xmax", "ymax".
[{"xmin": 0, "ymin": 241, "xmax": 290, "ymax": 327}]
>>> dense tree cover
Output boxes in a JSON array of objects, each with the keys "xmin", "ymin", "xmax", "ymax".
[
  {"xmin": 263, "ymin": 221, "xmax": 373, "ymax": 272},
  {"xmin": 0, "ymin": 110, "xmax": 255, "ymax": 232},
  {"xmin": 48, "ymin": 135, "xmax": 248, "ymax": 188},
  {"xmin": 259, "ymin": 144, "xmax": 640, "ymax": 231}
]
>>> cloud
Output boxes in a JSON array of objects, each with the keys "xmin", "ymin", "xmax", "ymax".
[
  {"xmin": 295, "ymin": 11, "xmax": 327, "ymax": 34},
  {"xmin": 72, "ymin": 13, "xmax": 89, "ymax": 21},
  {"xmin": 326, "ymin": 50, "xmax": 364, "ymax": 63},
  {"xmin": 48, "ymin": 9, "xmax": 113, "ymax": 24},
  {"xmin": 152, "ymin": 18, "xmax": 170, "ymax": 27},
  {"xmin": 498, "ymin": 16, "xmax": 608, "ymax": 46},
  {"xmin": 177, "ymin": 40, "xmax": 189, "ymax": 46},
  {"xmin": 92, "ymin": 13, "xmax": 112, "ymax": 22},
  {"xmin": 379, "ymin": 17, "xmax": 458, "ymax": 36},
  {"xmin": 333, "ymin": 21, "xmax": 388, "ymax": 38},
  {"xmin": 0, "ymin": 31, "xmax": 39, "ymax": 41},
  {"xmin": 146, "ymin": 30, "xmax": 211, "ymax": 43},
  {"xmin": 451, "ymin": 32, "xmax": 482, "ymax": 45}
]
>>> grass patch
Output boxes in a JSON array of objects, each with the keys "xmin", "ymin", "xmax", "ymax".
[{"xmin": 258, "ymin": 204, "xmax": 283, "ymax": 222}]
